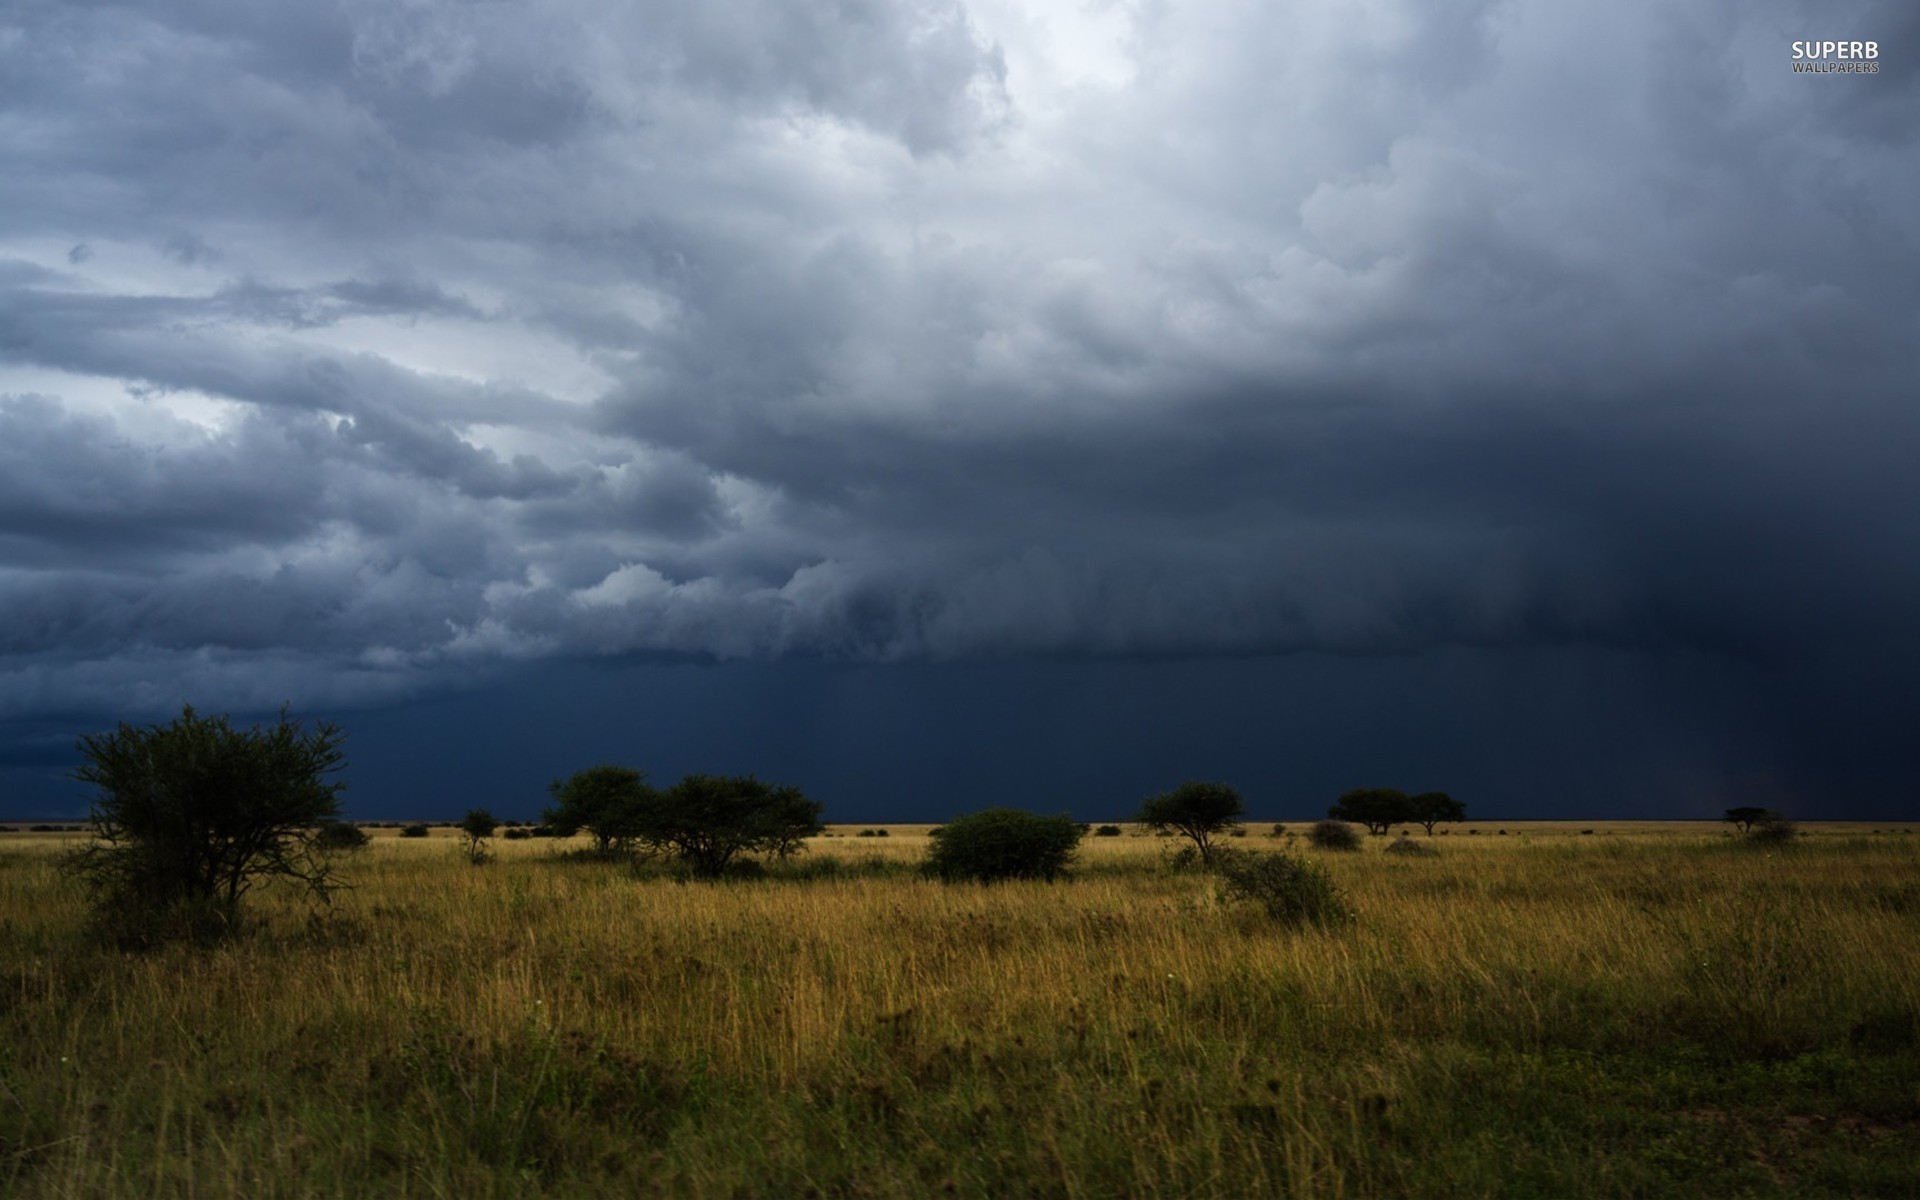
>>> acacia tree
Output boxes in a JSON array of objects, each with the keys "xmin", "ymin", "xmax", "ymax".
[
  {"xmin": 1328, "ymin": 787, "xmax": 1412, "ymax": 835},
  {"xmin": 459, "ymin": 808, "xmax": 499, "ymax": 864},
  {"xmin": 66, "ymin": 705, "xmax": 348, "ymax": 943},
  {"xmin": 1137, "ymin": 781, "xmax": 1245, "ymax": 866},
  {"xmin": 543, "ymin": 765, "xmax": 654, "ymax": 856},
  {"xmin": 1409, "ymin": 791, "xmax": 1466, "ymax": 835},
  {"xmin": 638, "ymin": 774, "xmax": 822, "ymax": 877}
]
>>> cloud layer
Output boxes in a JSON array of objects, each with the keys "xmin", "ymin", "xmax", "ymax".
[{"xmin": 2, "ymin": 0, "xmax": 1916, "ymax": 737}]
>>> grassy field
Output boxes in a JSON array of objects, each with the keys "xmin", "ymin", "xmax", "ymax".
[{"xmin": 1, "ymin": 823, "xmax": 1917, "ymax": 1197}]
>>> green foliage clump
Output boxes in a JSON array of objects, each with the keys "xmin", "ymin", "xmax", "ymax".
[
  {"xmin": 1384, "ymin": 833, "xmax": 1438, "ymax": 857},
  {"xmin": 638, "ymin": 775, "xmax": 822, "ymax": 878},
  {"xmin": 1328, "ymin": 787, "xmax": 1411, "ymax": 835},
  {"xmin": 1215, "ymin": 849, "xmax": 1350, "ymax": 927},
  {"xmin": 313, "ymin": 821, "xmax": 371, "ymax": 852},
  {"xmin": 1308, "ymin": 819, "xmax": 1361, "ymax": 851},
  {"xmin": 459, "ymin": 809, "xmax": 499, "ymax": 864},
  {"xmin": 925, "ymin": 808, "xmax": 1083, "ymax": 883},
  {"xmin": 400, "ymin": 823, "xmax": 430, "ymax": 838},
  {"xmin": 64, "ymin": 705, "xmax": 348, "ymax": 946},
  {"xmin": 1136, "ymin": 780, "xmax": 1245, "ymax": 865},
  {"xmin": 1409, "ymin": 791, "xmax": 1466, "ymax": 833},
  {"xmin": 544, "ymin": 765, "xmax": 654, "ymax": 857},
  {"xmin": 1162, "ymin": 845, "xmax": 1205, "ymax": 873},
  {"xmin": 1093, "ymin": 824, "xmax": 1123, "ymax": 837}
]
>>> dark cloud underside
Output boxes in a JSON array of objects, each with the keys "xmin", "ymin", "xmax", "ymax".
[{"xmin": 1, "ymin": 0, "xmax": 1915, "ymax": 816}]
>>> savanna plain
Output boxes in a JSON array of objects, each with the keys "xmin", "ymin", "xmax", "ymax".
[{"xmin": 2, "ymin": 823, "xmax": 1917, "ymax": 1198}]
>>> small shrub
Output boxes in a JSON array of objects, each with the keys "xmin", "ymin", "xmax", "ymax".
[
  {"xmin": 400, "ymin": 823, "xmax": 430, "ymax": 838},
  {"xmin": 1307, "ymin": 819, "xmax": 1360, "ymax": 851},
  {"xmin": 1268, "ymin": 824, "xmax": 1287, "ymax": 838},
  {"xmin": 313, "ymin": 821, "xmax": 371, "ymax": 852},
  {"xmin": 1216, "ymin": 850, "xmax": 1350, "ymax": 927},
  {"xmin": 857, "ymin": 828, "xmax": 890, "ymax": 838},
  {"xmin": 1749, "ymin": 815, "xmax": 1800, "ymax": 845},
  {"xmin": 1383, "ymin": 834, "xmax": 1437, "ymax": 857},
  {"xmin": 1164, "ymin": 845, "xmax": 1205, "ymax": 873},
  {"xmin": 503, "ymin": 827, "xmax": 532, "ymax": 840},
  {"xmin": 1094, "ymin": 824, "xmax": 1123, "ymax": 837},
  {"xmin": 925, "ymin": 808, "xmax": 1082, "ymax": 883}
]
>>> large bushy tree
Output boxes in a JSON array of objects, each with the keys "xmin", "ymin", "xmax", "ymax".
[
  {"xmin": 1328, "ymin": 787, "xmax": 1412, "ymax": 835},
  {"xmin": 1409, "ymin": 791, "xmax": 1465, "ymax": 835},
  {"xmin": 925, "ymin": 809, "xmax": 1084, "ymax": 882},
  {"xmin": 638, "ymin": 774, "xmax": 822, "ymax": 877},
  {"xmin": 1137, "ymin": 780, "xmax": 1245, "ymax": 865},
  {"xmin": 544, "ymin": 765, "xmax": 654, "ymax": 856},
  {"xmin": 66, "ymin": 705, "xmax": 348, "ymax": 944}
]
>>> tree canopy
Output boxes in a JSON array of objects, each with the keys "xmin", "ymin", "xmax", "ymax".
[
  {"xmin": 1723, "ymin": 806, "xmax": 1778, "ymax": 834},
  {"xmin": 544, "ymin": 765, "xmax": 654, "ymax": 856},
  {"xmin": 460, "ymin": 808, "xmax": 499, "ymax": 863},
  {"xmin": 1409, "ymin": 791, "xmax": 1466, "ymax": 834},
  {"xmin": 1327, "ymin": 787, "xmax": 1411, "ymax": 835},
  {"xmin": 1136, "ymin": 780, "xmax": 1245, "ymax": 865},
  {"xmin": 67, "ymin": 705, "xmax": 348, "ymax": 943},
  {"xmin": 636, "ymin": 774, "xmax": 822, "ymax": 877}
]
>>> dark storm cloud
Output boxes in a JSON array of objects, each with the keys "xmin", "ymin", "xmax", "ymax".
[
  {"xmin": 0, "ymin": 0, "xmax": 1916, "ymax": 819},
  {"xmin": 0, "ymin": 394, "xmax": 326, "ymax": 557}
]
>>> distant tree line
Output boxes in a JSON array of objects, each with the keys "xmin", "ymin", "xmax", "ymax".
[{"xmin": 57, "ymin": 704, "xmax": 1475, "ymax": 945}]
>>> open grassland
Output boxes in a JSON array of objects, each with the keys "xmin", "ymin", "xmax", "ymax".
[{"xmin": 1, "ymin": 826, "xmax": 1917, "ymax": 1197}]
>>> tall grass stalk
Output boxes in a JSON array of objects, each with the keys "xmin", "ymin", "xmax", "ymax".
[{"xmin": 0, "ymin": 828, "xmax": 1915, "ymax": 1196}]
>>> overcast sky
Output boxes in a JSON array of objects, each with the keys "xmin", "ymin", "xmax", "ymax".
[{"xmin": 3, "ymin": 0, "xmax": 1916, "ymax": 821}]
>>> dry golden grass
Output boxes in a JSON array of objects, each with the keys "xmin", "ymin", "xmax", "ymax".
[{"xmin": 0, "ymin": 824, "xmax": 1916, "ymax": 1196}]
